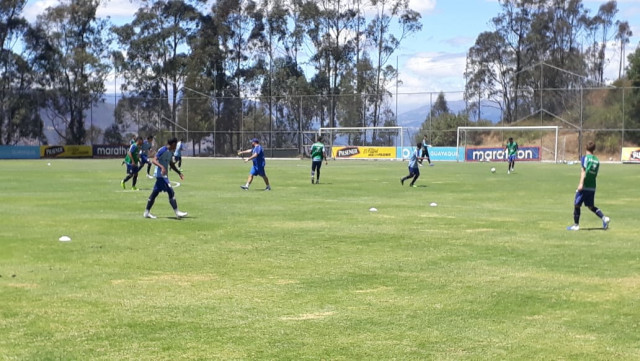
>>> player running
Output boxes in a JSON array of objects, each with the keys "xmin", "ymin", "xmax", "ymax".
[
  {"xmin": 401, "ymin": 142, "xmax": 425, "ymax": 188},
  {"xmin": 143, "ymin": 137, "xmax": 188, "ymax": 219},
  {"xmin": 238, "ymin": 138, "xmax": 271, "ymax": 191},
  {"xmin": 310, "ymin": 136, "xmax": 328, "ymax": 184},
  {"xmin": 567, "ymin": 141, "xmax": 610, "ymax": 231},
  {"xmin": 505, "ymin": 137, "xmax": 518, "ymax": 174},
  {"xmin": 121, "ymin": 136, "xmax": 143, "ymax": 190},
  {"xmin": 174, "ymin": 139, "xmax": 185, "ymax": 171}
]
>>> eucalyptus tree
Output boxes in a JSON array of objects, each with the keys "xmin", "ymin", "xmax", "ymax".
[
  {"xmin": 201, "ymin": 0, "xmax": 266, "ymax": 153},
  {"xmin": 304, "ymin": 0, "xmax": 359, "ymax": 129},
  {"xmin": 26, "ymin": 0, "xmax": 111, "ymax": 145},
  {"xmin": 365, "ymin": 0, "xmax": 421, "ymax": 130},
  {"xmin": 626, "ymin": 47, "xmax": 640, "ymax": 144},
  {"xmin": 465, "ymin": 31, "xmax": 515, "ymax": 122},
  {"xmin": 112, "ymin": 0, "xmax": 201, "ymax": 135},
  {"xmin": 0, "ymin": 0, "xmax": 43, "ymax": 144},
  {"xmin": 614, "ymin": 20, "xmax": 631, "ymax": 79},
  {"xmin": 464, "ymin": 0, "xmax": 626, "ymax": 123},
  {"xmin": 594, "ymin": 1, "xmax": 617, "ymax": 83}
]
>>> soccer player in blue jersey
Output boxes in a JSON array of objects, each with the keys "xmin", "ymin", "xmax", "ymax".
[
  {"xmin": 121, "ymin": 136, "xmax": 143, "ymax": 190},
  {"xmin": 140, "ymin": 135, "xmax": 155, "ymax": 178},
  {"xmin": 309, "ymin": 136, "xmax": 328, "ymax": 184},
  {"xmin": 567, "ymin": 141, "xmax": 610, "ymax": 231},
  {"xmin": 505, "ymin": 137, "xmax": 518, "ymax": 174},
  {"xmin": 143, "ymin": 137, "xmax": 188, "ymax": 219},
  {"xmin": 420, "ymin": 135, "xmax": 433, "ymax": 167},
  {"xmin": 401, "ymin": 142, "xmax": 424, "ymax": 187},
  {"xmin": 174, "ymin": 138, "xmax": 185, "ymax": 171},
  {"xmin": 238, "ymin": 138, "xmax": 271, "ymax": 191}
]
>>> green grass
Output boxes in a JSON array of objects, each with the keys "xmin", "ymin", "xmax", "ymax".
[{"xmin": 1, "ymin": 158, "xmax": 639, "ymax": 360}]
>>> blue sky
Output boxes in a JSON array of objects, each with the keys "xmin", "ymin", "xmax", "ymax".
[{"xmin": 22, "ymin": 0, "xmax": 640, "ymax": 111}]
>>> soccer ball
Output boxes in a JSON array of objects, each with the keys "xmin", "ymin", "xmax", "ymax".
[{"xmin": 491, "ymin": 167, "xmax": 496, "ymax": 173}]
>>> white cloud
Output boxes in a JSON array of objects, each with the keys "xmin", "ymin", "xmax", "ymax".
[
  {"xmin": 97, "ymin": 0, "xmax": 141, "ymax": 18},
  {"xmin": 24, "ymin": 0, "xmax": 141, "ymax": 23},
  {"xmin": 23, "ymin": 0, "xmax": 57, "ymax": 22},
  {"xmin": 402, "ymin": 52, "xmax": 467, "ymax": 89},
  {"xmin": 408, "ymin": 0, "xmax": 437, "ymax": 14}
]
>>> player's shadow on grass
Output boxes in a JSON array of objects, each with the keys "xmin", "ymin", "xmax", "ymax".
[{"xmin": 581, "ymin": 227, "xmax": 607, "ymax": 231}]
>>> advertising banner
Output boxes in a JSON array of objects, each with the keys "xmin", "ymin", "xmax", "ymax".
[
  {"xmin": 621, "ymin": 147, "xmax": 640, "ymax": 163},
  {"xmin": 397, "ymin": 146, "xmax": 465, "ymax": 161},
  {"xmin": 40, "ymin": 145, "xmax": 93, "ymax": 158},
  {"xmin": 465, "ymin": 146, "xmax": 540, "ymax": 162},
  {"xmin": 93, "ymin": 145, "xmax": 130, "ymax": 159},
  {"xmin": 332, "ymin": 146, "xmax": 396, "ymax": 159},
  {"xmin": 0, "ymin": 146, "xmax": 41, "ymax": 159}
]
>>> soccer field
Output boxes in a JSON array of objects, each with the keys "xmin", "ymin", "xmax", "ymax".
[{"xmin": 1, "ymin": 158, "xmax": 638, "ymax": 360}]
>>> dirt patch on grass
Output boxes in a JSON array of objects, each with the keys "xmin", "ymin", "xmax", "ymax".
[
  {"xmin": 280, "ymin": 311, "xmax": 335, "ymax": 321},
  {"xmin": 111, "ymin": 273, "xmax": 217, "ymax": 286}
]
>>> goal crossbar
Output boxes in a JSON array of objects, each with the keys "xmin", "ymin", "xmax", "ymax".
[
  {"xmin": 318, "ymin": 126, "xmax": 404, "ymax": 148},
  {"xmin": 456, "ymin": 126, "xmax": 559, "ymax": 163}
]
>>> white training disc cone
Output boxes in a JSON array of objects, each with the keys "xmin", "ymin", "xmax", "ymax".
[
  {"xmin": 58, "ymin": 236, "xmax": 71, "ymax": 242},
  {"xmin": 430, "ymin": 202, "xmax": 437, "ymax": 207},
  {"xmin": 369, "ymin": 207, "xmax": 378, "ymax": 212}
]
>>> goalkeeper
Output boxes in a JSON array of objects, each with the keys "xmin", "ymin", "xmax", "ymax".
[{"xmin": 420, "ymin": 135, "xmax": 433, "ymax": 166}]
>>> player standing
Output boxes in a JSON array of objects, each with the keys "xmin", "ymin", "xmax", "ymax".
[
  {"xmin": 567, "ymin": 141, "xmax": 610, "ymax": 231},
  {"xmin": 505, "ymin": 137, "xmax": 518, "ymax": 174},
  {"xmin": 121, "ymin": 136, "xmax": 143, "ymax": 190},
  {"xmin": 420, "ymin": 135, "xmax": 433, "ymax": 166},
  {"xmin": 401, "ymin": 142, "xmax": 423, "ymax": 187},
  {"xmin": 140, "ymin": 135, "xmax": 155, "ymax": 179},
  {"xmin": 144, "ymin": 137, "xmax": 188, "ymax": 219},
  {"xmin": 238, "ymin": 138, "xmax": 271, "ymax": 191},
  {"xmin": 310, "ymin": 136, "xmax": 328, "ymax": 184}
]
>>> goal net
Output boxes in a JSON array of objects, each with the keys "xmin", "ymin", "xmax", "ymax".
[{"xmin": 456, "ymin": 126, "xmax": 560, "ymax": 163}]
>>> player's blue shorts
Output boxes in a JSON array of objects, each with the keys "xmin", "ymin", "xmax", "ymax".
[
  {"xmin": 126, "ymin": 164, "xmax": 139, "ymax": 175},
  {"xmin": 153, "ymin": 176, "xmax": 173, "ymax": 193},
  {"xmin": 408, "ymin": 166, "xmax": 420, "ymax": 176},
  {"xmin": 574, "ymin": 189, "xmax": 596, "ymax": 208},
  {"xmin": 508, "ymin": 154, "xmax": 517, "ymax": 162},
  {"xmin": 251, "ymin": 165, "xmax": 266, "ymax": 177},
  {"xmin": 141, "ymin": 154, "xmax": 149, "ymax": 164}
]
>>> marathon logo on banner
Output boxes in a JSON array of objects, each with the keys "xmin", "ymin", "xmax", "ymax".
[
  {"xmin": 466, "ymin": 146, "xmax": 540, "ymax": 162},
  {"xmin": 93, "ymin": 145, "xmax": 129, "ymax": 158},
  {"xmin": 621, "ymin": 147, "xmax": 640, "ymax": 163}
]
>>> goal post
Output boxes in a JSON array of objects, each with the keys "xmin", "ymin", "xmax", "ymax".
[{"xmin": 456, "ymin": 126, "xmax": 560, "ymax": 163}]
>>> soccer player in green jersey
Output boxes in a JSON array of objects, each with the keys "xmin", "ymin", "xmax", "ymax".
[
  {"xmin": 121, "ymin": 136, "xmax": 143, "ymax": 190},
  {"xmin": 310, "ymin": 136, "xmax": 328, "ymax": 184},
  {"xmin": 567, "ymin": 141, "xmax": 610, "ymax": 231},
  {"xmin": 505, "ymin": 137, "xmax": 518, "ymax": 174}
]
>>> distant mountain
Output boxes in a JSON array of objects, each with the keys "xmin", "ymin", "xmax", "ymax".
[{"xmin": 397, "ymin": 100, "xmax": 502, "ymax": 129}]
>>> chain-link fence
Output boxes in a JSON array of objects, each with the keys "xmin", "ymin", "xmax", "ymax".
[{"xmin": 33, "ymin": 86, "xmax": 640, "ymax": 160}]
